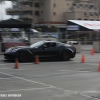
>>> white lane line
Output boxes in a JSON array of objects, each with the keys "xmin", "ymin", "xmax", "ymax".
[
  {"xmin": 0, "ymin": 72, "xmax": 98, "ymax": 99},
  {"xmin": 78, "ymin": 92, "xmax": 99, "ymax": 100},
  {"xmin": 0, "ymin": 72, "xmax": 55, "ymax": 88},
  {"xmin": 60, "ymin": 70, "xmax": 89, "ymax": 72},
  {"xmin": 0, "ymin": 68, "xmax": 25, "ymax": 70},
  {"xmin": 82, "ymin": 91, "xmax": 100, "ymax": 93},
  {"xmin": 0, "ymin": 87, "xmax": 53, "ymax": 92}
]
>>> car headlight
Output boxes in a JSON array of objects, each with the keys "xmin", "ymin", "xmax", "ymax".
[{"xmin": 5, "ymin": 47, "xmax": 18, "ymax": 53}]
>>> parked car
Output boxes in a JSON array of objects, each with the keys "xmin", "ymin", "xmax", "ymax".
[
  {"xmin": 67, "ymin": 41, "xmax": 79, "ymax": 45},
  {"xmin": 4, "ymin": 40, "xmax": 76, "ymax": 62}
]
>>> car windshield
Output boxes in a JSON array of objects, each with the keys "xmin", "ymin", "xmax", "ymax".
[{"xmin": 30, "ymin": 41, "xmax": 44, "ymax": 48}]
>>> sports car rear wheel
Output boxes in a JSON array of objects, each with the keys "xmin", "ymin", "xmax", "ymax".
[
  {"xmin": 18, "ymin": 51, "xmax": 30, "ymax": 62},
  {"xmin": 61, "ymin": 51, "xmax": 70, "ymax": 61}
]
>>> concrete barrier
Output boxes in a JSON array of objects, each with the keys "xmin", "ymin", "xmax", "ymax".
[
  {"xmin": 67, "ymin": 41, "xmax": 81, "ymax": 53},
  {"xmin": 73, "ymin": 42, "xmax": 81, "ymax": 53},
  {"xmin": 93, "ymin": 41, "xmax": 100, "ymax": 52}
]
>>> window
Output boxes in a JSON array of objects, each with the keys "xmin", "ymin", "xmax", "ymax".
[
  {"xmin": 34, "ymin": 11, "xmax": 40, "ymax": 16},
  {"xmin": 94, "ymin": 7, "xmax": 97, "ymax": 10},
  {"xmin": 89, "ymin": 12, "xmax": 93, "ymax": 16},
  {"xmin": 73, "ymin": 3, "xmax": 76, "ymax": 6},
  {"xmin": 89, "ymin": 5, "xmax": 93, "ymax": 9},
  {"xmin": 54, "ymin": 3, "xmax": 56, "ymax": 7},
  {"xmin": 77, "ymin": 18, "xmax": 81, "ymax": 20},
  {"xmin": 51, "ymin": 43, "xmax": 56, "ymax": 47},
  {"xmin": 28, "ymin": 11, "xmax": 32, "ymax": 15},
  {"xmin": 34, "ymin": 3, "xmax": 40, "ymax": 7},
  {"xmin": 84, "ymin": 12, "xmax": 87, "ymax": 16},
  {"xmin": 79, "ymin": 4, "xmax": 82, "ymax": 7},
  {"xmin": 94, "ymin": 12, "xmax": 98, "ymax": 16},
  {"xmin": 44, "ymin": 42, "xmax": 56, "ymax": 48},
  {"xmin": 53, "ymin": 12, "xmax": 56, "ymax": 15},
  {"xmin": 45, "ymin": 43, "xmax": 51, "ymax": 48}
]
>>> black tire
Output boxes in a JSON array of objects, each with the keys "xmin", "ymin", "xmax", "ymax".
[
  {"xmin": 18, "ymin": 51, "xmax": 30, "ymax": 62},
  {"xmin": 61, "ymin": 51, "xmax": 70, "ymax": 61}
]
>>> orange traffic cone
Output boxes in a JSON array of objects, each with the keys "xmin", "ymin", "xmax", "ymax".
[
  {"xmin": 98, "ymin": 61, "xmax": 100, "ymax": 72},
  {"xmin": 14, "ymin": 58, "xmax": 19, "ymax": 69},
  {"xmin": 91, "ymin": 48, "xmax": 95, "ymax": 55},
  {"xmin": 34, "ymin": 55, "xmax": 39, "ymax": 64},
  {"xmin": 81, "ymin": 54, "xmax": 85, "ymax": 63}
]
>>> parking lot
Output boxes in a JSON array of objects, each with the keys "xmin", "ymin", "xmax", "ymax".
[{"xmin": 0, "ymin": 45, "xmax": 100, "ymax": 100}]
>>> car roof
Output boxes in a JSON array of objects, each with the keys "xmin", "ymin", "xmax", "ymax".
[
  {"xmin": 43, "ymin": 40, "xmax": 66, "ymax": 45},
  {"xmin": 43, "ymin": 40, "xmax": 60, "ymax": 43}
]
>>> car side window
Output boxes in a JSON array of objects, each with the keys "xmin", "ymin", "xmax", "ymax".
[
  {"xmin": 45, "ymin": 43, "xmax": 51, "ymax": 48},
  {"xmin": 50, "ymin": 43, "xmax": 56, "ymax": 47}
]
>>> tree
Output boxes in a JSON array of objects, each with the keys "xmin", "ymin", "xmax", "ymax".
[
  {"xmin": 49, "ymin": 26, "xmax": 58, "ymax": 32},
  {"xmin": 36, "ymin": 28, "xmax": 42, "ymax": 32}
]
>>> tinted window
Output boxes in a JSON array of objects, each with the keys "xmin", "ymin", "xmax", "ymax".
[
  {"xmin": 51, "ymin": 43, "xmax": 56, "ymax": 47},
  {"xmin": 45, "ymin": 43, "xmax": 51, "ymax": 48}
]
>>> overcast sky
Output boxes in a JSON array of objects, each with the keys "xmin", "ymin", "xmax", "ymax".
[{"xmin": 0, "ymin": 1, "xmax": 12, "ymax": 20}]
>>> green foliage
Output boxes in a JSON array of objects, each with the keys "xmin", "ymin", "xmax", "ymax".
[
  {"xmin": 49, "ymin": 26, "xmax": 58, "ymax": 32},
  {"xmin": 36, "ymin": 28, "xmax": 42, "ymax": 32},
  {"xmin": 34, "ymin": 26, "xmax": 58, "ymax": 32}
]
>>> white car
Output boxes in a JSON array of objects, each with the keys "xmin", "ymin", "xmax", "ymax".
[{"xmin": 67, "ymin": 41, "xmax": 79, "ymax": 45}]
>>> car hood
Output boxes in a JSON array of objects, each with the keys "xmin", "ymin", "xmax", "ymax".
[
  {"xmin": 64, "ymin": 44, "xmax": 72, "ymax": 47},
  {"xmin": 14, "ymin": 46, "xmax": 30, "ymax": 49},
  {"xmin": 5, "ymin": 46, "xmax": 30, "ymax": 53}
]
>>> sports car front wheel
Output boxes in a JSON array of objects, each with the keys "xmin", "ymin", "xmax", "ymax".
[
  {"xmin": 18, "ymin": 51, "xmax": 30, "ymax": 62},
  {"xmin": 61, "ymin": 51, "xmax": 70, "ymax": 61}
]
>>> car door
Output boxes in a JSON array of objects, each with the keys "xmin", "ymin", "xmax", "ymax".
[
  {"xmin": 41, "ymin": 42, "xmax": 60, "ymax": 58},
  {"xmin": 30, "ymin": 42, "xmax": 51, "ymax": 58},
  {"xmin": 30, "ymin": 46, "xmax": 45, "ymax": 58}
]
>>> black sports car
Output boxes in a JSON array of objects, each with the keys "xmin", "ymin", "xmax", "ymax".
[{"xmin": 4, "ymin": 41, "xmax": 76, "ymax": 62}]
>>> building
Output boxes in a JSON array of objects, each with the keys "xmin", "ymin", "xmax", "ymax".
[{"xmin": 6, "ymin": 0, "xmax": 100, "ymax": 27}]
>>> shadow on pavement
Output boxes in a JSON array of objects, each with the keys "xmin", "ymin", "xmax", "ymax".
[{"xmin": 3, "ymin": 58, "xmax": 73, "ymax": 63}]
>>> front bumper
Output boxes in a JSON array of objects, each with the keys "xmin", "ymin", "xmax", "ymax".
[{"xmin": 4, "ymin": 52, "xmax": 17, "ymax": 60}]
